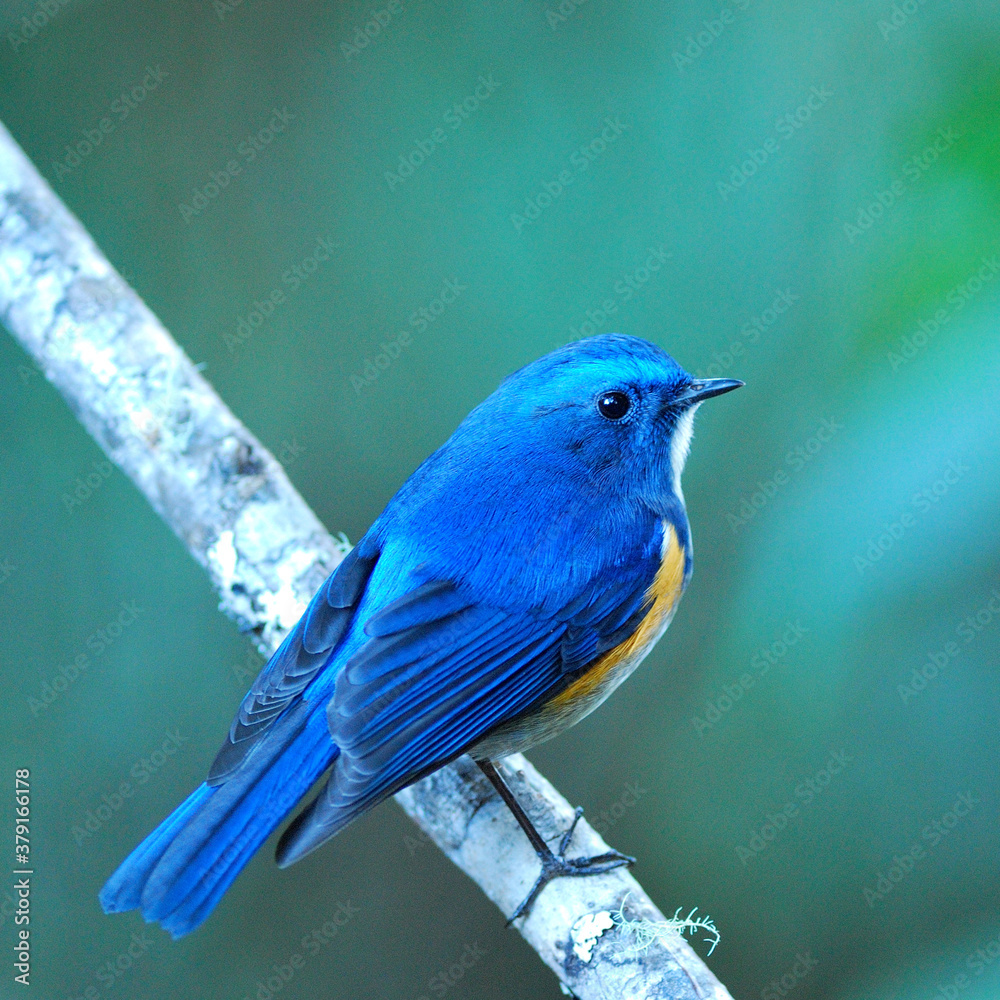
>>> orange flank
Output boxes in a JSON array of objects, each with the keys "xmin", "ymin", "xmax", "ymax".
[
  {"xmin": 550, "ymin": 521, "xmax": 686, "ymax": 709},
  {"xmin": 470, "ymin": 520, "xmax": 687, "ymax": 760}
]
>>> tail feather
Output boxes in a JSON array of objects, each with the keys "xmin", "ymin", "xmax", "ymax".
[
  {"xmin": 161, "ymin": 821, "xmax": 268, "ymax": 938},
  {"xmin": 100, "ymin": 783, "xmax": 215, "ymax": 914},
  {"xmin": 141, "ymin": 702, "xmax": 314, "ymax": 921},
  {"xmin": 99, "ymin": 702, "xmax": 337, "ymax": 938}
]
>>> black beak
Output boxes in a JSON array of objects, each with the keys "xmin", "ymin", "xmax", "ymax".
[{"xmin": 675, "ymin": 378, "xmax": 744, "ymax": 406}]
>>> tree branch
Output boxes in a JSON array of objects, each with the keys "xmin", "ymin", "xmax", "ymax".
[{"xmin": 0, "ymin": 120, "xmax": 733, "ymax": 1000}]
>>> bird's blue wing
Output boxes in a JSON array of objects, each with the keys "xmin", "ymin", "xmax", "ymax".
[
  {"xmin": 207, "ymin": 537, "xmax": 380, "ymax": 785},
  {"xmin": 275, "ymin": 516, "xmax": 667, "ymax": 864}
]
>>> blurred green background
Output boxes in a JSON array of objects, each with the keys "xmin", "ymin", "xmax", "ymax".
[{"xmin": 2, "ymin": 1, "xmax": 999, "ymax": 998}]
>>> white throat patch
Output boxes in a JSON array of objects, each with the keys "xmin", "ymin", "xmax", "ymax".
[{"xmin": 669, "ymin": 404, "xmax": 699, "ymax": 505}]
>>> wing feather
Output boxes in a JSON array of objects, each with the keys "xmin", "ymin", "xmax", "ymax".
[
  {"xmin": 273, "ymin": 515, "xmax": 668, "ymax": 865},
  {"xmin": 206, "ymin": 539, "xmax": 379, "ymax": 786}
]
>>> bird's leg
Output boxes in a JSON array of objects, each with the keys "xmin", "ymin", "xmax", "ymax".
[{"xmin": 476, "ymin": 759, "xmax": 635, "ymax": 924}]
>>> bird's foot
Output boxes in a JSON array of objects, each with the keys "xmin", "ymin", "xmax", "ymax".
[{"xmin": 507, "ymin": 807, "xmax": 635, "ymax": 925}]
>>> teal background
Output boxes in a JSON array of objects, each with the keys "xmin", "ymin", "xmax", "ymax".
[{"xmin": 2, "ymin": 1, "xmax": 1000, "ymax": 998}]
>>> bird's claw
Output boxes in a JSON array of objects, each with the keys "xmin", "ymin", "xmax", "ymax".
[{"xmin": 507, "ymin": 807, "xmax": 635, "ymax": 925}]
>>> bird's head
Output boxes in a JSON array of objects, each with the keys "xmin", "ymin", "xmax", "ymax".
[{"xmin": 475, "ymin": 334, "xmax": 743, "ymax": 511}]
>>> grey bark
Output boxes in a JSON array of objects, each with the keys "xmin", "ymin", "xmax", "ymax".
[{"xmin": 0, "ymin": 120, "xmax": 733, "ymax": 1000}]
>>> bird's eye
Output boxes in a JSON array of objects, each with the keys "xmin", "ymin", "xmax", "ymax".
[{"xmin": 597, "ymin": 390, "xmax": 631, "ymax": 420}]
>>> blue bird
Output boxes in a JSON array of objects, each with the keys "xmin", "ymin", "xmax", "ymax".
[{"xmin": 99, "ymin": 334, "xmax": 742, "ymax": 936}]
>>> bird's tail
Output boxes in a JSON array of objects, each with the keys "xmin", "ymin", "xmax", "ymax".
[{"xmin": 99, "ymin": 701, "xmax": 337, "ymax": 938}]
